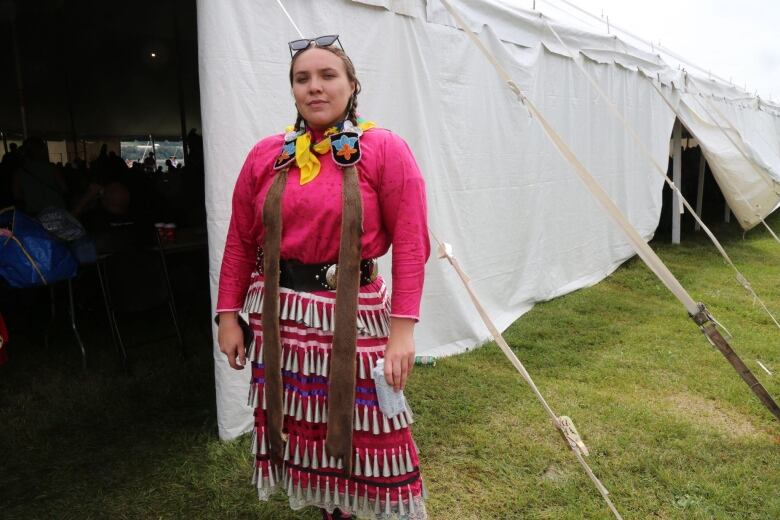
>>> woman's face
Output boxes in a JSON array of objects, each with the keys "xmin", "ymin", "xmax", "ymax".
[{"xmin": 292, "ymin": 48, "xmax": 355, "ymax": 131}]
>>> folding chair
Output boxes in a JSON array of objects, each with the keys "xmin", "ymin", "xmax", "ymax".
[{"xmin": 96, "ymin": 236, "xmax": 183, "ymax": 371}]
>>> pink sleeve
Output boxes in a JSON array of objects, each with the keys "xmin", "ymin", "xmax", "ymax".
[
  {"xmin": 216, "ymin": 146, "xmax": 259, "ymax": 312},
  {"xmin": 379, "ymin": 133, "xmax": 431, "ymax": 320}
]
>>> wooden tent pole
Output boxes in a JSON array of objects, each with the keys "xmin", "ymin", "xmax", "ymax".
[
  {"xmin": 695, "ymin": 150, "xmax": 705, "ymax": 231},
  {"xmin": 672, "ymin": 120, "xmax": 682, "ymax": 244}
]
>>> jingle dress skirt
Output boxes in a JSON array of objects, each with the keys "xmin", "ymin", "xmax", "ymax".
[{"xmin": 243, "ymin": 273, "xmax": 428, "ymax": 519}]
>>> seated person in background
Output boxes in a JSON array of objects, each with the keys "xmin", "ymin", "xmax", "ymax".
[
  {"xmin": 80, "ymin": 181, "xmax": 148, "ymax": 253},
  {"xmin": 12, "ymin": 138, "xmax": 69, "ymax": 215},
  {"xmin": 13, "ymin": 137, "xmax": 104, "ymax": 221}
]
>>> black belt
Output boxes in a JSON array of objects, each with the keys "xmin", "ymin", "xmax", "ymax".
[{"xmin": 257, "ymin": 251, "xmax": 378, "ymax": 291}]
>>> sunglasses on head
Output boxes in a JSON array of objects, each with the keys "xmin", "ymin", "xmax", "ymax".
[{"xmin": 288, "ymin": 34, "xmax": 343, "ymax": 57}]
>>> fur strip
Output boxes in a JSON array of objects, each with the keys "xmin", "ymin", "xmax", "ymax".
[
  {"xmin": 325, "ymin": 165, "xmax": 362, "ymax": 475},
  {"xmin": 261, "ymin": 167, "xmax": 288, "ymax": 465}
]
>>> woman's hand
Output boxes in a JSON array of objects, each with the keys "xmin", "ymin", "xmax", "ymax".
[
  {"xmin": 383, "ymin": 317, "xmax": 416, "ymax": 392},
  {"xmin": 218, "ymin": 312, "xmax": 246, "ymax": 370}
]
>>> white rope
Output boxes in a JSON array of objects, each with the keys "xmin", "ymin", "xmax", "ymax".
[
  {"xmin": 440, "ymin": 0, "xmax": 699, "ymax": 314},
  {"xmin": 686, "ymin": 89, "xmax": 780, "ymax": 244},
  {"xmin": 541, "ymin": 20, "xmax": 780, "ymax": 333},
  {"xmin": 545, "ymin": 0, "xmax": 737, "ymax": 90},
  {"xmin": 436, "ymin": 3, "xmax": 655, "ymax": 518},
  {"xmin": 275, "ymin": 0, "xmax": 304, "ymax": 38},
  {"xmin": 689, "ymin": 90, "xmax": 778, "ymax": 195},
  {"xmin": 535, "ymin": 0, "xmax": 603, "ymax": 32},
  {"xmin": 648, "ymin": 78, "xmax": 780, "ymax": 247},
  {"xmin": 429, "ymin": 230, "xmax": 620, "ymax": 518}
]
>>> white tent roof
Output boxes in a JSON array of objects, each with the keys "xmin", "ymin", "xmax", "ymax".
[{"xmin": 198, "ymin": 0, "xmax": 780, "ymax": 440}]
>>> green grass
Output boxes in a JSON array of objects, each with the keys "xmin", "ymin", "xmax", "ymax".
[{"xmin": 2, "ymin": 215, "xmax": 780, "ymax": 519}]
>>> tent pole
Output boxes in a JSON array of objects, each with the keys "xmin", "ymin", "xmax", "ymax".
[
  {"xmin": 61, "ymin": 1, "xmax": 79, "ymax": 161},
  {"xmin": 543, "ymin": 18, "xmax": 780, "ymax": 334},
  {"xmin": 686, "ymin": 87, "xmax": 780, "ymax": 236},
  {"xmin": 10, "ymin": 5, "xmax": 28, "ymax": 140},
  {"xmin": 1, "ymin": 131, "xmax": 8, "ymax": 155},
  {"xmin": 172, "ymin": 0, "xmax": 189, "ymax": 164},
  {"xmin": 672, "ymin": 120, "xmax": 682, "ymax": 244},
  {"xmin": 151, "ymin": 134, "xmax": 157, "ymax": 168},
  {"xmin": 64, "ymin": 60, "xmax": 79, "ymax": 162},
  {"xmin": 725, "ymin": 205, "xmax": 731, "ymax": 223},
  {"xmin": 695, "ymin": 150, "xmax": 705, "ymax": 231}
]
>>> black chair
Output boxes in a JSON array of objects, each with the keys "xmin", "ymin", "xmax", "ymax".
[
  {"xmin": 96, "ymin": 230, "xmax": 183, "ymax": 371},
  {"xmin": 42, "ymin": 277, "xmax": 88, "ymax": 371}
]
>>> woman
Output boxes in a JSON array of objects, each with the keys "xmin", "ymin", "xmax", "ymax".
[{"xmin": 217, "ymin": 35, "xmax": 430, "ymax": 519}]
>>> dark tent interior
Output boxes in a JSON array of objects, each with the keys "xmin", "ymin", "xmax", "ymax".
[
  {"xmin": 0, "ymin": 0, "xmax": 210, "ymax": 382},
  {"xmin": 0, "ymin": 6, "xmax": 215, "ymax": 514},
  {"xmin": 0, "ymin": 0, "xmax": 201, "ymax": 140}
]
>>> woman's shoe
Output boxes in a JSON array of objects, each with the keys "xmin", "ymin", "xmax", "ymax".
[{"xmin": 320, "ymin": 507, "xmax": 353, "ymax": 519}]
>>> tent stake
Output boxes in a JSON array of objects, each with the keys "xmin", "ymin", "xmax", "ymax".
[{"xmin": 692, "ymin": 305, "xmax": 780, "ymax": 421}]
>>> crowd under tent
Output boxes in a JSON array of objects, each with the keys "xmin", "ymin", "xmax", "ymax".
[{"xmin": 198, "ymin": 0, "xmax": 780, "ymax": 440}]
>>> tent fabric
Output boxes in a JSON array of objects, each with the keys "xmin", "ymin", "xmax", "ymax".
[
  {"xmin": 673, "ymin": 81, "xmax": 780, "ymax": 229},
  {"xmin": 198, "ymin": 0, "xmax": 777, "ymax": 440}
]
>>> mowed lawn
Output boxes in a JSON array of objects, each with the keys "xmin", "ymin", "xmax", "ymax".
[{"xmin": 1, "ymin": 214, "xmax": 779, "ymax": 519}]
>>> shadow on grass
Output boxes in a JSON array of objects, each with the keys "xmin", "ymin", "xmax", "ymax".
[{"xmin": 0, "ymin": 303, "xmax": 320, "ymax": 519}]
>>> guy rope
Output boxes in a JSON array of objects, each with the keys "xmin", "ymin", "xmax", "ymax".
[
  {"xmin": 541, "ymin": 18, "xmax": 780, "ymax": 333},
  {"xmin": 437, "ymin": 0, "xmax": 780, "ymax": 423}
]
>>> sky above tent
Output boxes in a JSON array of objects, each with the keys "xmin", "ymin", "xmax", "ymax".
[{"xmin": 514, "ymin": 0, "xmax": 780, "ymax": 102}]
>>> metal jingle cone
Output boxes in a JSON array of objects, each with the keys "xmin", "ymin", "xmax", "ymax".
[
  {"xmin": 302, "ymin": 441, "xmax": 310, "ymax": 468},
  {"xmin": 364, "ymin": 448, "xmax": 372, "ymax": 477},
  {"xmin": 382, "ymin": 450, "xmax": 391, "ymax": 478}
]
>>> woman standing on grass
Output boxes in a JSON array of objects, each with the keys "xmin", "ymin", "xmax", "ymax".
[{"xmin": 216, "ymin": 35, "xmax": 430, "ymax": 519}]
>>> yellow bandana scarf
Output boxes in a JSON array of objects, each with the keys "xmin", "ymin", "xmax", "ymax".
[{"xmin": 285, "ymin": 120, "xmax": 376, "ymax": 185}]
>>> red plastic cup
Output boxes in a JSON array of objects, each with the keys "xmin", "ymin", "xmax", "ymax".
[{"xmin": 164, "ymin": 223, "xmax": 177, "ymax": 242}]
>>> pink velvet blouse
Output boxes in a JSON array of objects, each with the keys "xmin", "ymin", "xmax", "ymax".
[{"xmin": 216, "ymin": 127, "xmax": 430, "ymax": 320}]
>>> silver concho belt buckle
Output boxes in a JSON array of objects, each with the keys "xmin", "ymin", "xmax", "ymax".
[{"xmin": 315, "ymin": 263, "xmax": 338, "ymax": 290}]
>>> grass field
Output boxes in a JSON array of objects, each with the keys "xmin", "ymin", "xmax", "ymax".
[{"xmin": 1, "ymin": 215, "xmax": 779, "ymax": 519}]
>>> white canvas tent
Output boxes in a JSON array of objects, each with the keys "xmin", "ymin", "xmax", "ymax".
[
  {"xmin": 674, "ymin": 81, "xmax": 780, "ymax": 229},
  {"xmin": 198, "ymin": 0, "xmax": 780, "ymax": 440}
]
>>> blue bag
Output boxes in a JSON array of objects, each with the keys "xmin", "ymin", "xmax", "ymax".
[{"xmin": 0, "ymin": 207, "xmax": 78, "ymax": 288}]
